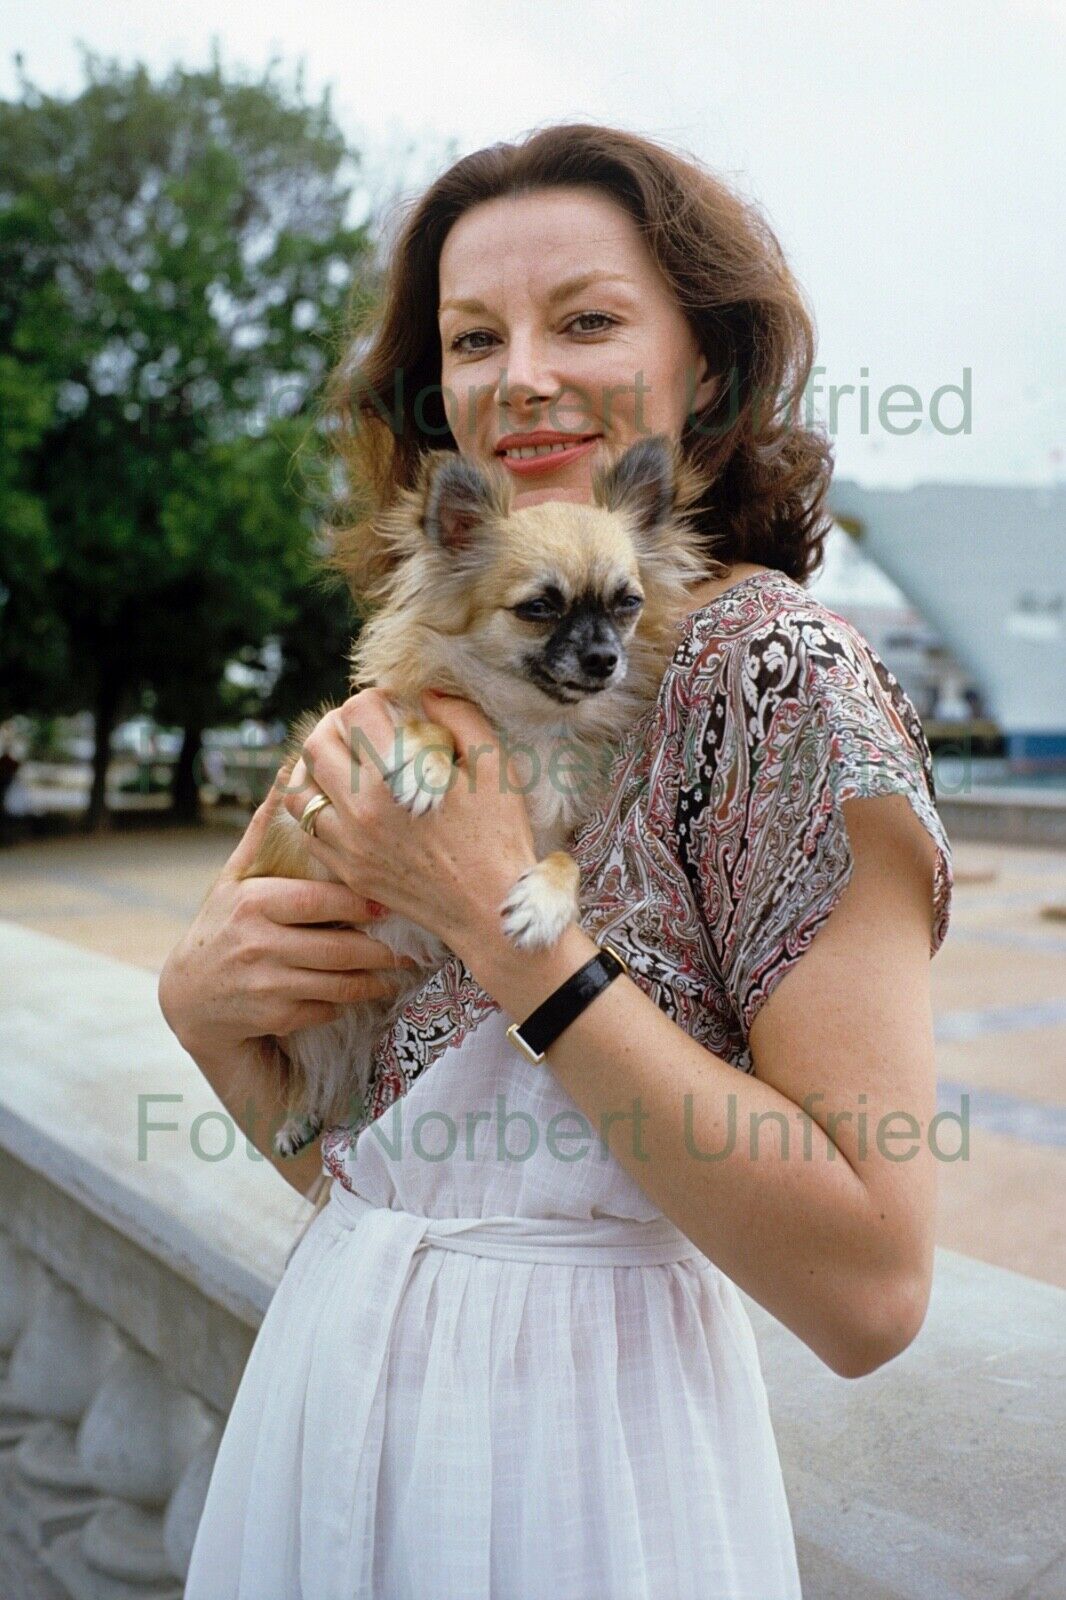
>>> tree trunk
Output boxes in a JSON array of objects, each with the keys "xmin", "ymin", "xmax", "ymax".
[
  {"xmin": 172, "ymin": 719, "xmax": 204, "ymax": 824},
  {"xmin": 85, "ymin": 676, "xmax": 121, "ymax": 833}
]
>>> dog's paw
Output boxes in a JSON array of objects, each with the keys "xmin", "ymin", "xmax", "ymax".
[
  {"xmin": 499, "ymin": 852, "xmax": 581, "ymax": 950},
  {"xmin": 273, "ymin": 1113, "xmax": 324, "ymax": 1160},
  {"xmin": 384, "ymin": 720, "xmax": 457, "ymax": 817}
]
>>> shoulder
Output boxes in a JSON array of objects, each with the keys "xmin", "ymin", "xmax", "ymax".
[
  {"xmin": 677, "ymin": 570, "xmax": 894, "ymax": 709},
  {"xmin": 669, "ymin": 568, "xmax": 953, "ymax": 971},
  {"xmin": 674, "ymin": 570, "xmax": 933, "ymax": 777}
]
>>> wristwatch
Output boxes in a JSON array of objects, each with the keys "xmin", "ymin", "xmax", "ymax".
[{"xmin": 505, "ymin": 940, "xmax": 629, "ymax": 1065}]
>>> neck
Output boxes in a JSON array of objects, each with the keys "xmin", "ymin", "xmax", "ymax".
[{"xmin": 686, "ymin": 561, "xmax": 774, "ymax": 608}]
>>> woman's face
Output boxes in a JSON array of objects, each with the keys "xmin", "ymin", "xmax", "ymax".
[{"xmin": 437, "ymin": 185, "xmax": 718, "ymax": 501}]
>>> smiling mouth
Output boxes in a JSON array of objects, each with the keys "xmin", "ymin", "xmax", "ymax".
[{"xmin": 496, "ymin": 436, "xmax": 601, "ymax": 461}]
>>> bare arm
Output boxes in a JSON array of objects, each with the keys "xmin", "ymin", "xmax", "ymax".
[
  {"xmin": 172, "ymin": 1034, "xmax": 330, "ymax": 1197},
  {"xmin": 157, "ymin": 778, "xmax": 416, "ymax": 1198},
  {"xmin": 457, "ymin": 792, "xmax": 940, "ymax": 1379},
  {"xmin": 267, "ymin": 689, "xmax": 945, "ymax": 1371}
]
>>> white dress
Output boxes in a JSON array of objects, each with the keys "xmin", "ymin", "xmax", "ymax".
[{"xmin": 184, "ymin": 571, "xmax": 953, "ymax": 1600}]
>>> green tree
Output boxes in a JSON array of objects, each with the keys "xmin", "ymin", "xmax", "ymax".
[
  {"xmin": 0, "ymin": 49, "xmax": 373, "ymax": 827},
  {"xmin": 0, "ymin": 353, "xmax": 70, "ymax": 720}
]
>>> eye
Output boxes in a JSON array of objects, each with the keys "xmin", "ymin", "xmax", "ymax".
[
  {"xmin": 615, "ymin": 593, "xmax": 644, "ymax": 613},
  {"xmin": 449, "ymin": 312, "xmax": 618, "ymax": 355},
  {"xmin": 567, "ymin": 311, "xmax": 618, "ymax": 335},
  {"xmin": 448, "ymin": 329, "xmax": 497, "ymax": 354},
  {"xmin": 513, "ymin": 596, "xmax": 562, "ymax": 621}
]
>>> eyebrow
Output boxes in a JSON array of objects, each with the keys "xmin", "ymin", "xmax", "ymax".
[{"xmin": 438, "ymin": 272, "xmax": 635, "ymax": 318}]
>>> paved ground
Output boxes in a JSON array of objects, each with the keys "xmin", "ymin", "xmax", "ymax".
[{"xmin": 1, "ymin": 818, "xmax": 1063, "ymax": 1288}]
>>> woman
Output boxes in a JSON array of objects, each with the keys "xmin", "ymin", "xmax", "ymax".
[{"xmin": 166, "ymin": 124, "xmax": 953, "ymax": 1599}]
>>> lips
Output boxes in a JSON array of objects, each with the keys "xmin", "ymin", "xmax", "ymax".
[
  {"xmin": 495, "ymin": 434, "xmax": 602, "ymax": 476},
  {"xmin": 496, "ymin": 431, "xmax": 600, "ymax": 451}
]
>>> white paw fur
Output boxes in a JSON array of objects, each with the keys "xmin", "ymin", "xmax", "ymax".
[
  {"xmin": 274, "ymin": 1114, "xmax": 323, "ymax": 1159},
  {"xmin": 499, "ymin": 852, "xmax": 582, "ymax": 951},
  {"xmin": 383, "ymin": 720, "xmax": 457, "ymax": 818}
]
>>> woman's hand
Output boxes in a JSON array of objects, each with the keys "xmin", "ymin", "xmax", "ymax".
[
  {"xmin": 279, "ymin": 687, "xmax": 539, "ymax": 968},
  {"xmin": 157, "ymin": 770, "xmax": 417, "ymax": 1062}
]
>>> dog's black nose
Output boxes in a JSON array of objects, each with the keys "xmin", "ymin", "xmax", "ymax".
[{"xmin": 579, "ymin": 648, "xmax": 619, "ymax": 681}]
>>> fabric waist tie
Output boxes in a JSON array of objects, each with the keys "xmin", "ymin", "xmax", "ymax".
[
  {"xmin": 327, "ymin": 1178, "xmax": 706, "ymax": 1265},
  {"xmin": 296, "ymin": 1179, "xmax": 708, "ymax": 1598}
]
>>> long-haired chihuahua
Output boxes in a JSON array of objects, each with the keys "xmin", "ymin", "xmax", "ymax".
[{"xmin": 238, "ymin": 433, "xmax": 721, "ymax": 1159}]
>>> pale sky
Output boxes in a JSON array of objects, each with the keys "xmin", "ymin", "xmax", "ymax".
[{"xmin": 5, "ymin": 0, "xmax": 1064, "ymax": 487}]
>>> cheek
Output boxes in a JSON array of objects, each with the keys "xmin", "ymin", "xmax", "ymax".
[
  {"xmin": 581, "ymin": 346, "xmax": 687, "ymax": 442},
  {"xmin": 636, "ymin": 352, "xmax": 694, "ymax": 438},
  {"xmin": 441, "ymin": 361, "xmax": 503, "ymax": 448},
  {"xmin": 440, "ymin": 371, "xmax": 468, "ymax": 443}
]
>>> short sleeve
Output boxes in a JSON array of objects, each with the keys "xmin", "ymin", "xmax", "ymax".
[{"xmin": 674, "ymin": 606, "xmax": 954, "ymax": 1046}]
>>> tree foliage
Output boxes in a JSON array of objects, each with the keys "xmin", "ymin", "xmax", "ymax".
[{"xmin": 0, "ymin": 49, "xmax": 374, "ymax": 826}]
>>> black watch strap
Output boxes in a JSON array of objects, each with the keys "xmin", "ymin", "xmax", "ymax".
[{"xmin": 506, "ymin": 941, "xmax": 628, "ymax": 1064}]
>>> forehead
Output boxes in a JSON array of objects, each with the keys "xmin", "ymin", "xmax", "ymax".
[{"xmin": 438, "ymin": 186, "xmax": 656, "ymax": 305}]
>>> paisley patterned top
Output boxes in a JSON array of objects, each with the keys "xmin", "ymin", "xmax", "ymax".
[{"xmin": 322, "ymin": 566, "xmax": 953, "ymax": 1173}]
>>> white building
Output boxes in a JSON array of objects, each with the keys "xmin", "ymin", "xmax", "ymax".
[
  {"xmin": 807, "ymin": 519, "xmax": 984, "ymax": 725},
  {"xmin": 826, "ymin": 480, "xmax": 1066, "ymax": 769}
]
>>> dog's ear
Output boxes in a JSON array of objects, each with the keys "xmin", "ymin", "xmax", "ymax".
[
  {"xmin": 591, "ymin": 435, "xmax": 679, "ymax": 535},
  {"xmin": 421, "ymin": 453, "xmax": 509, "ymax": 555}
]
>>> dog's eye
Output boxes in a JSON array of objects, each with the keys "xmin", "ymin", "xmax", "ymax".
[
  {"xmin": 513, "ymin": 598, "xmax": 561, "ymax": 621},
  {"xmin": 616, "ymin": 594, "xmax": 644, "ymax": 613}
]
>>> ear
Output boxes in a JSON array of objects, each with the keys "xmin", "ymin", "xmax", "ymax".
[
  {"xmin": 690, "ymin": 350, "xmax": 718, "ymax": 416},
  {"xmin": 421, "ymin": 453, "xmax": 509, "ymax": 555},
  {"xmin": 591, "ymin": 434, "xmax": 680, "ymax": 536}
]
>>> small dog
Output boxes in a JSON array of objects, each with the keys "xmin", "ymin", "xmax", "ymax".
[{"xmin": 239, "ymin": 433, "xmax": 721, "ymax": 1157}]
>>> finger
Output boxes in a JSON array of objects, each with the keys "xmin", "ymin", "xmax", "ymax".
[
  {"xmin": 219, "ymin": 761, "xmax": 295, "ymax": 883},
  {"xmin": 278, "ymin": 753, "xmax": 323, "ymax": 805},
  {"xmin": 272, "ymin": 1000, "xmax": 348, "ymax": 1034},
  {"xmin": 332, "ymin": 692, "xmax": 407, "ymax": 787},
  {"xmin": 297, "ymin": 824, "xmax": 354, "ymax": 891},
  {"xmin": 281, "ymin": 724, "xmax": 372, "ymax": 834},
  {"xmin": 278, "ymin": 751, "xmax": 338, "ymax": 835},
  {"xmin": 256, "ymin": 875, "xmax": 389, "ymax": 927},
  {"xmin": 420, "ymin": 689, "xmax": 499, "ymax": 765},
  {"xmin": 295, "ymin": 967, "xmax": 418, "ymax": 1007},
  {"xmin": 275, "ymin": 925, "xmax": 419, "ymax": 972},
  {"xmin": 278, "ymin": 707, "xmax": 357, "ymax": 824}
]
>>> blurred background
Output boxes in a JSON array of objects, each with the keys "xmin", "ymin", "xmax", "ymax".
[{"xmin": 0, "ymin": 6, "xmax": 1063, "ymax": 1593}]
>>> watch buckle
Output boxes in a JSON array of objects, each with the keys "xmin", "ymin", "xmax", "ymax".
[
  {"xmin": 600, "ymin": 939, "xmax": 629, "ymax": 975},
  {"xmin": 506, "ymin": 1019, "xmax": 545, "ymax": 1065}
]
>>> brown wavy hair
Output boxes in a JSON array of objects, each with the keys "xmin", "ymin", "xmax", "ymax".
[{"xmin": 323, "ymin": 122, "xmax": 834, "ymax": 600}]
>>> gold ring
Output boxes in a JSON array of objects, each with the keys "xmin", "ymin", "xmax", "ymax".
[{"xmin": 299, "ymin": 791, "xmax": 333, "ymax": 838}]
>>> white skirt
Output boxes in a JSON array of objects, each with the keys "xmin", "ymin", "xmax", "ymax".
[{"xmin": 184, "ymin": 1178, "xmax": 803, "ymax": 1599}]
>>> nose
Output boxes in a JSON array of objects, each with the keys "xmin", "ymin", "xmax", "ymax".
[
  {"xmin": 579, "ymin": 646, "xmax": 619, "ymax": 681},
  {"xmin": 496, "ymin": 330, "xmax": 556, "ymax": 414}
]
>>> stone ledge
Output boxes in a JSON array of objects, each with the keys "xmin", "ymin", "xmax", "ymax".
[
  {"xmin": 0, "ymin": 1155, "xmax": 254, "ymax": 1416},
  {"xmin": 740, "ymin": 1250, "xmax": 1066, "ymax": 1599},
  {"xmin": 0, "ymin": 919, "xmax": 312, "ymax": 1329},
  {"xmin": 0, "ymin": 1448, "xmax": 87, "ymax": 1600},
  {"xmin": 936, "ymin": 791, "xmax": 1066, "ymax": 847},
  {"xmin": 3, "ymin": 919, "xmax": 1065, "ymax": 1599}
]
